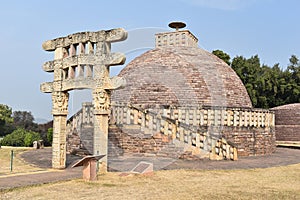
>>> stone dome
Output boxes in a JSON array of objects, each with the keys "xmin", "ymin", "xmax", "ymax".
[{"xmin": 112, "ymin": 28, "xmax": 252, "ymax": 108}]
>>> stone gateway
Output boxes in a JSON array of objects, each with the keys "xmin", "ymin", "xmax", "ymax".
[{"xmin": 41, "ymin": 28, "xmax": 127, "ymax": 171}]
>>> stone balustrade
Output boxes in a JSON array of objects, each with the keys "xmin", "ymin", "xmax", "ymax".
[
  {"xmin": 111, "ymin": 104, "xmax": 274, "ymax": 130},
  {"xmin": 110, "ymin": 103, "xmax": 275, "ymax": 159},
  {"xmin": 66, "ymin": 103, "xmax": 275, "ymax": 160}
]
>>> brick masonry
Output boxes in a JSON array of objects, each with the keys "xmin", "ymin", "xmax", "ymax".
[
  {"xmin": 108, "ymin": 125, "xmax": 275, "ymax": 158},
  {"xmin": 108, "ymin": 125, "xmax": 179, "ymax": 157},
  {"xmin": 271, "ymin": 103, "xmax": 300, "ymax": 141},
  {"xmin": 221, "ymin": 126, "xmax": 276, "ymax": 156},
  {"xmin": 111, "ymin": 47, "xmax": 252, "ymax": 109}
]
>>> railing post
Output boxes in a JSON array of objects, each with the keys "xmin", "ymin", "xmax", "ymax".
[
  {"xmin": 10, "ymin": 150, "xmax": 14, "ymax": 172},
  {"xmin": 171, "ymin": 123, "xmax": 177, "ymax": 139}
]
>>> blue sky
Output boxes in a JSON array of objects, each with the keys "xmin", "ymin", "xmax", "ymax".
[{"xmin": 0, "ymin": 0, "xmax": 299, "ymax": 121}]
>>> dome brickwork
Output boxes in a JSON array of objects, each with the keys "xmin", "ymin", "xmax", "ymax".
[
  {"xmin": 271, "ymin": 103, "xmax": 300, "ymax": 141},
  {"xmin": 112, "ymin": 46, "xmax": 252, "ymax": 108}
]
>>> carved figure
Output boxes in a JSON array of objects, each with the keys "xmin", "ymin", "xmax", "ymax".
[
  {"xmin": 52, "ymin": 91, "xmax": 69, "ymax": 113},
  {"xmin": 93, "ymin": 88, "xmax": 110, "ymax": 112}
]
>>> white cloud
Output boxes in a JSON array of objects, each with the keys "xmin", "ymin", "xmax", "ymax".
[{"xmin": 181, "ymin": 0, "xmax": 259, "ymax": 10}]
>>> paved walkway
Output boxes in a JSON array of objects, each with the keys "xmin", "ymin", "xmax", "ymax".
[
  {"xmin": 109, "ymin": 147, "xmax": 300, "ymax": 171},
  {"xmin": 0, "ymin": 147, "xmax": 300, "ymax": 191},
  {"xmin": 0, "ymin": 168, "xmax": 82, "ymax": 191},
  {"xmin": 165, "ymin": 146, "xmax": 300, "ymax": 170},
  {"xmin": 0, "ymin": 148, "xmax": 83, "ymax": 191}
]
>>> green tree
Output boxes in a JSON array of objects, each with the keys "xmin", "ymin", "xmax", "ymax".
[
  {"xmin": 36, "ymin": 121, "xmax": 53, "ymax": 146},
  {"xmin": 286, "ymin": 55, "xmax": 300, "ymax": 103},
  {"xmin": 0, "ymin": 104, "xmax": 13, "ymax": 136},
  {"xmin": 47, "ymin": 128, "xmax": 53, "ymax": 145},
  {"xmin": 231, "ymin": 53, "xmax": 300, "ymax": 108},
  {"xmin": 12, "ymin": 111, "xmax": 38, "ymax": 131},
  {"xmin": 231, "ymin": 55, "xmax": 261, "ymax": 107},
  {"xmin": 211, "ymin": 49, "xmax": 300, "ymax": 108},
  {"xmin": 212, "ymin": 49, "xmax": 231, "ymax": 65}
]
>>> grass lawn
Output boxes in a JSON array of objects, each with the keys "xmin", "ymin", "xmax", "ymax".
[
  {"xmin": 1, "ymin": 167, "xmax": 300, "ymax": 199},
  {"xmin": 0, "ymin": 148, "xmax": 300, "ymax": 199},
  {"xmin": 0, "ymin": 146, "xmax": 43, "ymax": 175}
]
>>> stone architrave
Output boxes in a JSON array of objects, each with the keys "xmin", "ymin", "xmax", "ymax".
[{"xmin": 41, "ymin": 28, "xmax": 127, "ymax": 171}]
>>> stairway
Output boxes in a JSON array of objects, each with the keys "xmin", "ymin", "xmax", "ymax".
[
  {"xmin": 107, "ymin": 123, "xmax": 210, "ymax": 161},
  {"xmin": 111, "ymin": 104, "xmax": 238, "ymax": 161}
]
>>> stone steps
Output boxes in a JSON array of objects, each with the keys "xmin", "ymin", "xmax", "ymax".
[
  {"xmin": 108, "ymin": 126, "xmax": 124, "ymax": 158},
  {"xmin": 107, "ymin": 125, "xmax": 210, "ymax": 160}
]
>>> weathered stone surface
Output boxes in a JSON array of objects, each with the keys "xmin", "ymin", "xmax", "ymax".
[
  {"xmin": 66, "ymin": 103, "xmax": 94, "ymax": 155},
  {"xmin": 42, "ymin": 28, "xmax": 127, "ymax": 51}
]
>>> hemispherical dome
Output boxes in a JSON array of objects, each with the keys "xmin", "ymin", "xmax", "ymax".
[{"xmin": 112, "ymin": 32, "xmax": 252, "ymax": 108}]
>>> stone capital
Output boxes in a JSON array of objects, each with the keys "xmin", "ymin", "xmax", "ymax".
[
  {"xmin": 93, "ymin": 88, "xmax": 110, "ymax": 115},
  {"xmin": 52, "ymin": 91, "xmax": 69, "ymax": 115}
]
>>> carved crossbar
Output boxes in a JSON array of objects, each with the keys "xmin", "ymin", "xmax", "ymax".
[{"xmin": 40, "ymin": 28, "xmax": 127, "ymax": 93}]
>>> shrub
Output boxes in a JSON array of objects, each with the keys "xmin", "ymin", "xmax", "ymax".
[
  {"xmin": 24, "ymin": 131, "xmax": 41, "ymax": 147},
  {"xmin": 0, "ymin": 128, "xmax": 41, "ymax": 147}
]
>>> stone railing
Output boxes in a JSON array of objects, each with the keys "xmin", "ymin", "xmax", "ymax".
[
  {"xmin": 112, "ymin": 104, "xmax": 274, "ymax": 128},
  {"xmin": 66, "ymin": 102, "xmax": 94, "ymax": 154},
  {"xmin": 110, "ymin": 104, "xmax": 269, "ymax": 160},
  {"xmin": 66, "ymin": 103, "xmax": 275, "ymax": 159},
  {"xmin": 66, "ymin": 103, "xmax": 94, "ymax": 135}
]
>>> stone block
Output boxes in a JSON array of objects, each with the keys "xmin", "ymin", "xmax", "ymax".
[
  {"xmin": 130, "ymin": 161, "xmax": 153, "ymax": 174},
  {"xmin": 72, "ymin": 155, "xmax": 105, "ymax": 181}
]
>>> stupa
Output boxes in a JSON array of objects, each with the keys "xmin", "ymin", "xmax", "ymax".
[{"xmin": 66, "ymin": 23, "xmax": 276, "ymax": 162}]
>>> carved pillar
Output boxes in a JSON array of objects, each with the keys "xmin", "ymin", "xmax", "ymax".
[
  {"xmin": 51, "ymin": 91, "xmax": 69, "ymax": 169},
  {"xmin": 92, "ymin": 88, "xmax": 110, "ymax": 173}
]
